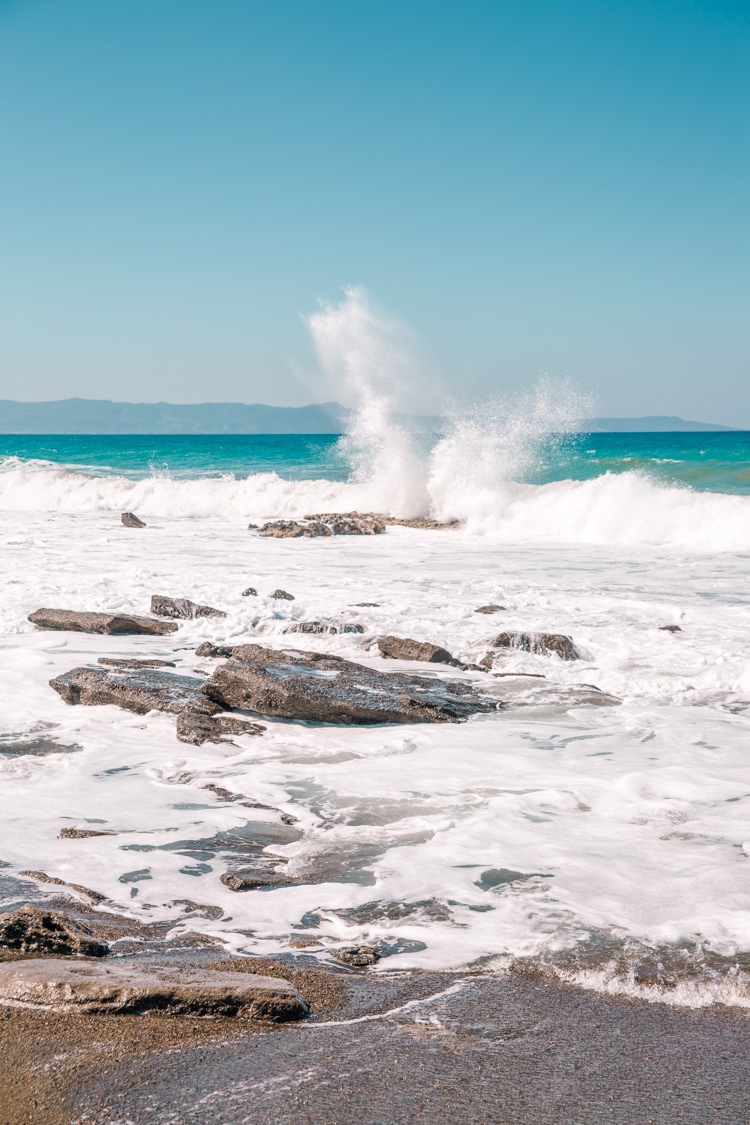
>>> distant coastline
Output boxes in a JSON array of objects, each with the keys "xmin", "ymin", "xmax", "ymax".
[{"xmin": 0, "ymin": 398, "xmax": 737, "ymax": 434}]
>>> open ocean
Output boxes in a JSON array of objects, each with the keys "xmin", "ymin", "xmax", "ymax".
[{"xmin": 1, "ymin": 426, "xmax": 750, "ymax": 1006}]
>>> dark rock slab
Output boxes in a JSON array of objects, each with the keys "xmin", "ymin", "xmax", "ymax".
[
  {"xmin": 660, "ymin": 625, "xmax": 682, "ymax": 632},
  {"xmin": 98, "ymin": 657, "xmax": 176, "ymax": 669},
  {"xmin": 50, "ymin": 666, "xmax": 223, "ymax": 716},
  {"xmin": 151, "ymin": 595, "xmax": 227, "ymax": 620},
  {"xmin": 220, "ymin": 870, "xmax": 290, "ymax": 892},
  {"xmin": 475, "ymin": 605, "xmax": 506, "ymax": 614},
  {"xmin": 284, "ymin": 622, "xmax": 364, "ymax": 635},
  {"xmin": 270, "ymin": 589, "xmax": 295, "ymax": 600},
  {"xmin": 377, "ymin": 635, "xmax": 461, "ymax": 667},
  {"xmin": 242, "ymin": 587, "xmax": 258, "ymax": 597},
  {"xmin": 488, "ymin": 631, "xmax": 580, "ymax": 660},
  {"xmin": 176, "ymin": 712, "xmax": 265, "ymax": 745},
  {"xmin": 28, "ymin": 609, "xmax": 177, "ymax": 636},
  {"xmin": 202, "ymin": 644, "xmax": 496, "ymax": 725},
  {"xmin": 0, "ymin": 958, "xmax": 308, "ymax": 1020},
  {"xmin": 0, "ymin": 905, "xmax": 108, "ymax": 957},
  {"xmin": 121, "ymin": 511, "xmax": 146, "ymax": 528}
]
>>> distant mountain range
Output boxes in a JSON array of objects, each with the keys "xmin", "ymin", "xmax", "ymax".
[{"xmin": 0, "ymin": 399, "xmax": 737, "ymax": 434}]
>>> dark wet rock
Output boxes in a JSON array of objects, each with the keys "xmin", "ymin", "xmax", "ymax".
[
  {"xmin": 59, "ymin": 828, "xmax": 113, "ymax": 839},
  {"xmin": 270, "ymin": 589, "xmax": 295, "ymax": 600},
  {"xmin": 176, "ymin": 712, "xmax": 265, "ymax": 745},
  {"xmin": 242, "ymin": 587, "xmax": 258, "ymax": 597},
  {"xmin": 220, "ymin": 870, "xmax": 290, "ymax": 892},
  {"xmin": 475, "ymin": 605, "xmax": 506, "ymax": 614},
  {"xmin": 202, "ymin": 644, "xmax": 496, "ymax": 725},
  {"xmin": 121, "ymin": 511, "xmax": 146, "ymax": 528},
  {"xmin": 331, "ymin": 945, "xmax": 380, "ymax": 967},
  {"xmin": 98, "ymin": 657, "xmax": 176, "ymax": 669},
  {"xmin": 246, "ymin": 523, "xmax": 259, "ymax": 530},
  {"xmin": 353, "ymin": 602, "xmax": 380, "ymax": 607},
  {"xmin": 28, "ymin": 609, "xmax": 177, "ymax": 636},
  {"xmin": 659, "ymin": 625, "xmax": 682, "ymax": 632},
  {"xmin": 195, "ymin": 642, "xmax": 237, "ymax": 658},
  {"xmin": 260, "ymin": 520, "xmax": 332, "ymax": 538},
  {"xmin": 151, "ymin": 595, "xmax": 227, "ymax": 620},
  {"xmin": 20, "ymin": 871, "xmax": 107, "ymax": 903},
  {"xmin": 377, "ymin": 635, "xmax": 461, "ymax": 667},
  {"xmin": 283, "ymin": 622, "xmax": 364, "ymax": 635},
  {"xmin": 0, "ymin": 958, "xmax": 308, "ymax": 1020},
  {"xmin": 0, "ymin": 905, "xmax": 108, "ymax": 957},
  {"xmin": 488, "ymin": 631, "xmax": 580, "ymax": 660},
  {"xmin": 50, "ymin": 666, "xmax": 223, "ymax": 716}
]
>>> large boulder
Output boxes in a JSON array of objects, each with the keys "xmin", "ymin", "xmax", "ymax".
[
  {"xmin": 50, "ymin": 666, "xmax": 223, "ymax": 716},
  {"xmin": 0, "ymin": 958, "xmax": 308, "ymax": 1020},
  {"xmin": 28, "ymin": 609, "xmax": 177, "ymax": 636},
  {"xmin": 151, "ymin": 595, "xmax": 227, "ymax": 619},
  {"xmin": 0, "ymin": 905, "xmax": 108, "ymax": 958},
  {"xmin": 377, "ymin": 635, "xmax": 461, "ymax": 667},
  {"xmin": 487, "ymin": 632, "xmax": 580, "ymax": 661},
  {"xmin": 202, "ymin": 644, "xmax": 496, "ymax": 725}
]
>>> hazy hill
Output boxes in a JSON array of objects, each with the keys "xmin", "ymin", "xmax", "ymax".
[{"xmin": 0, "ymin": 400, "xmax": 736, "ymax": 434}]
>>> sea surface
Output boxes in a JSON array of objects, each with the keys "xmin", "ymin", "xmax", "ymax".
[{"xmin": 1, "ymin": 428, "xmax": 749, "ymax": 1006}]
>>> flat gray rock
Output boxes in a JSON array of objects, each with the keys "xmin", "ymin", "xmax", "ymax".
[
  {"xmin": 50, "ymin": 666, "xmax": 223, "ymax": 716},
  {"xmin": 0, "ymin": 959, "xmax": 308, "ymax": 1020},
  {"xmin": 151, "ymin": 595, "xmax": 227, "ymax": 619},
  {"xmin": 202, "ymin": 644, "xmax": 496, "ymax": 725},
  {"xmin": 29, "ymin": 609, "xmax": 178, "ymax": 635},
  {"xmin": 488, "ymin": 631, "xmax": 580, "ymax": 660}
]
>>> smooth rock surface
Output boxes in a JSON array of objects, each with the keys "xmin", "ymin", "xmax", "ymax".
[
  {"xmin": 377, "ymin": 635, "xmax": 461, "ymax": 666},
  {"xmin": 176, "ymin": 712, "xmax": 266, "ymax": 745},
  {"xmin": 0, "ymin": 906, "xmax": 108, "ymax": 958},
  {"xmin": 28, "ymin": 609, "xmax": 177, "ymax": 636},
  {"xmin": 202, "ymin": 644, "xmax": 496, "ymax": 725},
  {"xmin": 0, "ymin": 959, "xmax": 308, "ymax": 1020},
  {"xmin": 121, "ymin": 512, "xmax": 146, "ymax": 528},
  {"xmin": 488, "ymin": 631, "xmax": 580, "ymax": 660},
  {"xmin": 150, "ymin": 595, "xmax": 227, "ymax": 620},
  {"xmin": 50, "ymin": 666, "xmax": 223, "ymax": 716}
]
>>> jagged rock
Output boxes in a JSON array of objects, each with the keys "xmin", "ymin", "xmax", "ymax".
[
  {"xmin": 283, "ymin": 622, "xmax": 364, "ymax": 635},
  {"xmin": 176, "ymin": 712, "xmax": 265, "ymax": 745},
  {"xmin": 202, "ymin": 644, "xmax": 496, "ymax": 725},
  {"xmin": 50, "ymin": 666, "xmax": 223, "ymax": 716},
  {"xmin": 28, "ymin": 609, "xmax": 177, "ymax": 636},
  {"xmin": 220, "ymin": 870, "xmax": 289, "ymax": 892},
  {"xmin": 475, "ymin": 605, "xmax": 506, "ymax": 614},
  {"xmin": 270, "ymin": 589, "xmax": 295, "ymax": 600},
  {"xmin": 0, "ymin": 905, "xmax": 108, "ymax": 957},
  {"xmin": 98, "ymin": 657, "xmax": 176, "ymax": 669},
  {"xmin": 377, "ymin": 635, "xmax": 461, "ymax": 667},
  {"xmin": 59, "ymin": 828, "xmax": 113, "ymax": 839},
  {"xmin": 331, "ymin": 945, "xmax": 380, "ymax": 967},
  {"xmin": 151, "ymin": 595, "xmax": 227, "ymax": 620},
  {"xmin": 121, "ymin": 511, "xmax": 146, "ymax": 528},
  {"xmin": 195, "ymin": 642, "xmax": 236, "ymax": 658},
  {"xmin": 311, "ymin": 511, "xmax": 457, "ymax": 530},
  {"xmin": 242, "ymin": 587, "xmax": 258, "ymax": 597},
  {"xmin": 260, "ymin": 520, "xmax": 332, "ymax": 538},
  {"xmin": 20, "ymin": 871, "xmax": 107, "ymax": 903},
  {"xmin": 659, "ymin": 625, "xmax": 682, "ymax": 632},
  {"xmin": 247, "ymin": 523, "xmax": 259, "ymax": 530},
  {"xmin": 0, "ymin": 958, "xmax": 308, "ymax": 1020},
  {"xmin": 488, "ymin": 632, "xmax": 580, "ymax": 660},
  {"xmin": 263, "ymin": 515, "xmax": 385, "ymax": 537}
]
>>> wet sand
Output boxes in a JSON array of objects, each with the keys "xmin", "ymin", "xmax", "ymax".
[{"xmin": 1, "ymin": 951, "xmax": 749, "ymax": 1125}]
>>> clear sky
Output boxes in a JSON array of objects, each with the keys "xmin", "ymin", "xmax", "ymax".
[{"xmin": 0, "ymin": 0, "xmax": 747, "ymax": 423}]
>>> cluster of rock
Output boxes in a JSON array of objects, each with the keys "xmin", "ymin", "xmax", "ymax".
[
  {"xmin": 481, "ymin": 631, "xmax": 580, "ymax": 663},
  {"xmin": 257, "ymin": 515, "xmax": 385, "ymax": 537}
]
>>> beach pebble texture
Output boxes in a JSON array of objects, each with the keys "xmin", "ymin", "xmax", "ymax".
[
  {"xmin": 0, "ymin": 958, "xmax": 308, "ymax": 1020},
  {"xmin": 28, "ymin": 608, "xmax": 178, "ymax": 635}
]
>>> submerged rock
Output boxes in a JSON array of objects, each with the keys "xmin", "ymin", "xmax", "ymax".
[
  {"xmin": 270, "ymin": 589, "xmax": 295, "ymax": 600},
  {"xmin": 202, "ymin": 644, "xmax": 496, "ymax": 725},
  {"xmin": 331, "ymin": 945, "xmax": 381, "ymax": 967},
  {"xmin": 0, "ymin": 905, "xmax": 108, "ymax": 958},
  {"xmin": 121, "ymin": 511, "xmax": 146, "ymax": 528},
  {"xmin": 475, "ymin": 605, "xmax": 506, "ymax": 614},
  {"xmin": 0, "ymin": 958, "xmax": 308, "ymax": 1020},
  {"xmin": 50, "ymin": 666, "xmax": 223, "ymax": 716},
  {"xmin": 220, "ymin": 870, "xmax": 290, "ymax": 892},
  {"xmin": 377, "ymin": 635, "xmax": 461, "ymax": 667},
  {"xmin": 98, "ymin": 657, "xmax": 176, "ymax": 669},
  {"xmin": 28, "ymin": 609, "xmax": 177, "ymax": 636},
  {"xmin": 307, "ymin": 511, "xmax": 454, "ymax": 531},
  {"xmin": 487, "ymin": 631, "xmax": 580, "ymax": 661},
  {"xmin": 151, "ymin": 595, "xmax": 227, "ymax": 620},
  {"xmin": 283, "ymin": 622, "xmax": 364, "ymax": 635},
  {"xmin": 176, "ymin": 712, "xmax": 266, "ymax": 745},
  {"xmin": 242, "ymin": 587, "xmax": 258, "ymax": 597}
]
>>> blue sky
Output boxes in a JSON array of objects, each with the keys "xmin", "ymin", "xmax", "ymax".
[{"xmin": 0, "ymin": 0, "xmax": 747, "ymax": 423}]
